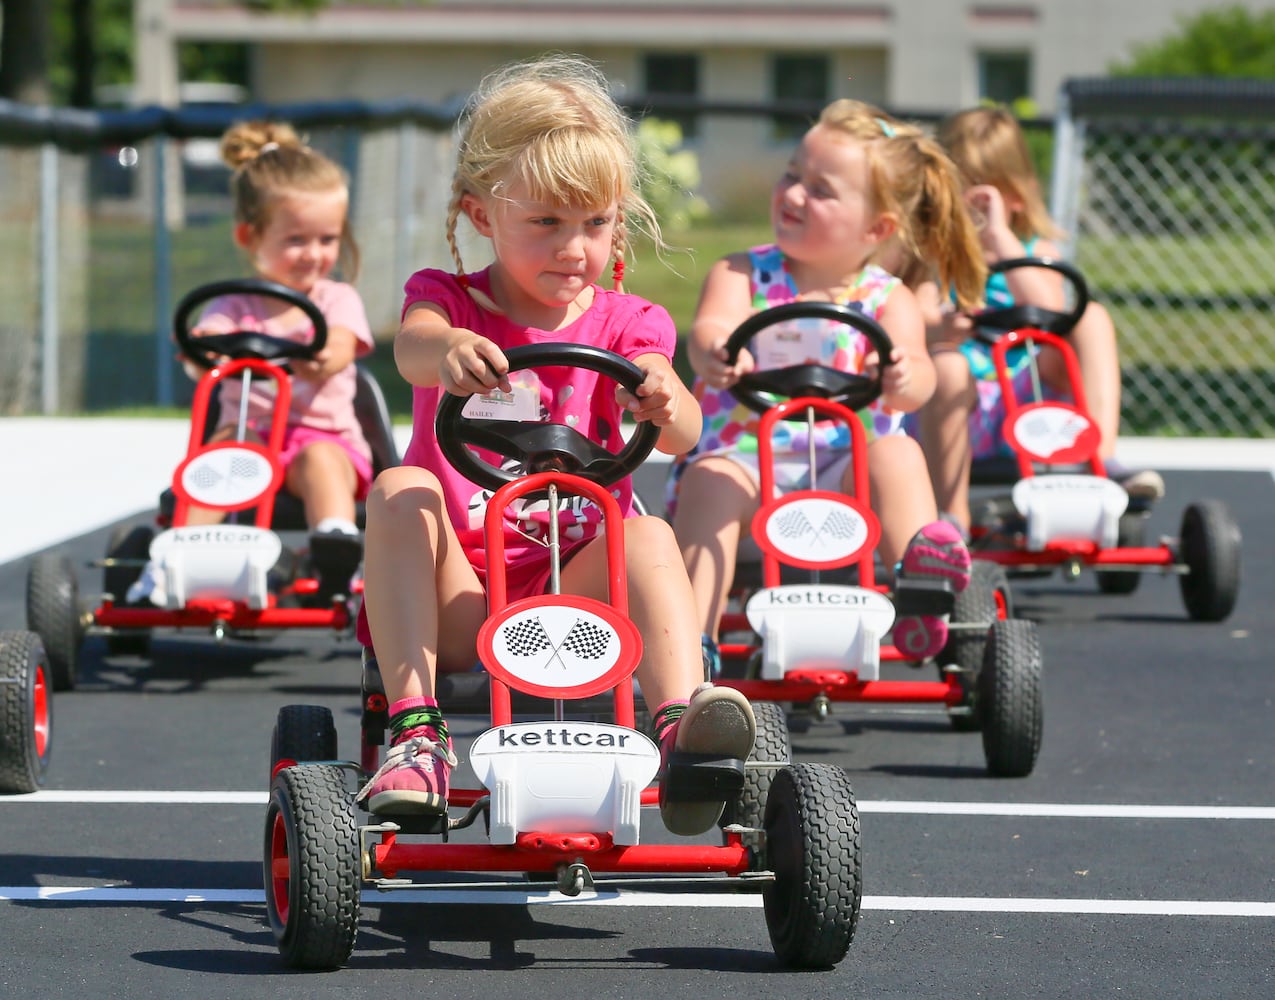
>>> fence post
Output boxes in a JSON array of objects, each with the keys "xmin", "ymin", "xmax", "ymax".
[
  {"xmin": 153, "ymin": 136, "xmax": 173, "ymax": 407},
  {"xmin": 1048, "ymin": 84, "xmax": 1083, "ymax": 262},
  {"xmin": 39, "ymin": 142, "xmax": 59, "ymax": 414}
]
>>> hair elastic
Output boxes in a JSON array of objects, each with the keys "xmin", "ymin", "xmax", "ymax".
[
  {"xmin": 875, "ymin": 117, "xmax": 896, "ymax": 138},
  {"xmin": 259, "ymin": 141, "xmax": 280, "ymax": 155},
  {"xmin": 611, "ymin": 257, "xmax": 625, "ymax": 286}
]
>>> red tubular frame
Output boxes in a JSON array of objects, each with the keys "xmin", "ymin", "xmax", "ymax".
[
  {"xmin": 173, "ymin": 358, "xmax": 292, "ymax": 527},
  {"xmin": 757, "ymin": 397, "xmax": 875, "ymax": 589},
  {"xmin": 482, "ymin": 472, "xmax": 635, "ymax": 730},
  {"xmin": 93, "ymin": 597, "xmax": 350, "ymax": 631},
  {"xmin": 367, "ymin": 833, "xmax": 752, "ymax": 881}
]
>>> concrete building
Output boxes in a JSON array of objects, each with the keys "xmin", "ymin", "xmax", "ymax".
[{"xmin": 136, "ymin": 0, "xmax": 1242, "ymax": 208}]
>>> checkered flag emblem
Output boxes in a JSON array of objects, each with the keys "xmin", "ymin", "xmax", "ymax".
[
  {"xmin": 559, "ymin": 619, "xmax": 611, "ymax": 660},
  {"xmin": 771, "ymin": 503, "xmax": 863, "ymax": 550},
  {"xmin": 499, "ymin": 615, "xmax": 613, "ymax": 671},
  {"xmin": 230, "ymin": 454, "xmax": 264, "ymax": 481},
  {"xmin": 773, "ymin": 506, "xmax": 815, "ymax": 541},
  {"xmin": 189, "ymin": 465, "xmax": 223, "ymax": 491},
  {"xmin": 500, "ymin": 617, "xmax": 553, "ymax": 657}
]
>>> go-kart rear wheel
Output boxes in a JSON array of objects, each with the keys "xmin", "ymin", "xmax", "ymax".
[
  {"xmin": 26, "ymin": 553, "xmax": 83, "ymax": 691},
  {"xmin": 0, "ymin": 631, "xmax": 52, "ymax": 794},
  {"xmin": 263, "ymin": 764, "xmax": 361, "ymax": 969},
  {"xmin": 1095, "ymin": 512, "xmax": 1147, "ymax": 596},
  {"xmin": 271, "ymin": 705, "xmax": 338, "ymax": 778},
  {"xmin": 978, "ymin": 619, "xmax": 1043, "ymax": 778},
  {"xmin": 940, "ymin": 562, "xmax": 1011, "ymax": 732},
  {"xmin": 720, "ymin": 700, "xmax": 790, "ymax": 854},
  {"xmin": 104, "ymin": 523, "xmax": 155, "ymax": 656},
  {"xmin": 762, "ymin": 762, "xmax": 861, "ymax": 969},
  {"xmin": 1178, "ymin": 500, "xmax": 1241, "ymax": 622}
]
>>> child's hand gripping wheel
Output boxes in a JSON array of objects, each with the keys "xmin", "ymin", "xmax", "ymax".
[
  {"xmin": 435, "ymin": 342, "xmax": 661, "ymax": 491},
  {"xmin": 173, "ymin": 277, "xmax": 330, "ymax": 371}
]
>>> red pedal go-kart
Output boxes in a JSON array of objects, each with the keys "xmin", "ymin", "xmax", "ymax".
[
  {"xmin": 965, "ymin": 258, "xmax": 1241, "ymax": 621},
  {"xmin": 0, "ymin": 630, "xmax": 52, "ymax": 794},
  {"xmin": 23, "ymin": 278, "xmax": 399, "ymax": 685},
  {"xmin": 264, "ymin": 344, "xmax": 862, "ymax": 970},
  {"xmin": 700, "ymin": 302, "xmax": 1043, "ymax": 791}
]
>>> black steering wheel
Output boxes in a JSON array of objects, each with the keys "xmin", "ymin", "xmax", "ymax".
[
  {"xmin": 722, "ymin": 300, "xmax": 894, "ymax": 416},
  {"xmin": 173, "ymin": 277, "xmax": 329, "ymax": 371},
  {"xmin": 973, "ymin": 257, "xmax": 1090, "ymax": 342},
  {"xmin": 435, "ymin": 343, "xmax": 662, "ymax": 492}
]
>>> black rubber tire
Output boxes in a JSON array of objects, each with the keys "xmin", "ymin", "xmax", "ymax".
[
  {"xmin": 103, "ymin": 523, "xmax": 155, "ymax": 656},
  {"xmin": 271, "ymin": 705, "xmax": 338, "ymax": 778},
  {"xmin": 264, "ymin": 764, "xmax": 361, "ymax": 969},
  {"xmin": 762, "ymin": 762, "xmax": 861, "ymax": 969},
  {"xmin": 720, "ymin": 700, "xmax": 790, "ymax": 852},
  {"xmin": 1178, "ymin": 500, "xmax": 1241, "ymax": 622},
  {"xmin": 1095, "ymin": 511, "xmax": 1146, "ymax": 596},
  {"xmin": 940, "ymin": 562, "xmax": 1011, "ymax": 732},
  {"xmin": 0, "ymin": 631, "xmax": 52, "ymax": 794},
  {"xmin": 25, "ymin": 553, "xmax": 83, "ymax": 691},
  {"xmin": 978, "ymin": 619, "xmax": 1044, "ymax": 778}
]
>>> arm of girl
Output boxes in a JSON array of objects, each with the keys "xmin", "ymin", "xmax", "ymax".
[
  {"xmin": 293, "ymin": 325, "xmax": 360, "ymax": 382},
  {"xmin": 873, "ymin": 284, "xmax": 936, "ymax": 413},
  {"xmin": 967, "ymin": 185, "xmax": 1065, "ymax": 310},
  {"xmin": 688, "ymin": 254, "xmax": 755, "ymax": 390},
  {"xmin": 394, "ymin": 301, "xmax": 512, "ymax": 394},
  {"xmin": 618, "ymin": 353, "xmax": 702, "ymax": 456}
]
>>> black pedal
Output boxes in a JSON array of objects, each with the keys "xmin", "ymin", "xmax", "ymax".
[
  {"xmin": 366, "ymin": 809, "xmax": 449, "ymax": 836},
  {"xmin": 309, "ymin": 531, "xmax": 363, "ymax": 602},
  {"xmin": 891, "ymin": 577, "xmax": 956, "ymax": 617},
  {"xmin": 661, "ymin": 751, "xmax": 746, "ymax": 801}
]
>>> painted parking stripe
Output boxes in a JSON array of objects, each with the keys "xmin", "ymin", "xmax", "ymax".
[
  {"xmin": 6, "ymin": 791, "xmax": 1275, "ymax": 820},
  {"xmin": 0, "ymin": 886, "xmax": 1272, "ymax": 916}
]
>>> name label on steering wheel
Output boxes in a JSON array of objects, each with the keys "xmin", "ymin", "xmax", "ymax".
[
  {"xmin": 461, "ymin": 377, "xmax": 541, "ymax": 421},
  {"xmin": 755, "ymin": 319, "xmax": 833, "ymax": 368},
  {"xmin": 752, "ymin": 490, "xmax": 879, "ymax": 570},
  {"xmin": 478, "ymin": 594, "xmax": 642, "ymax": 700}
]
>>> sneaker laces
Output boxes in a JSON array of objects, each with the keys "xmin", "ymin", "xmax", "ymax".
[{"xmin": 356, "ymin": 733, "xmax": 458, "ymax": 802}]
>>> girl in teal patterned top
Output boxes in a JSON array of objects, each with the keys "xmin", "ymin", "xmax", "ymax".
[
  {"xmin": 671, "ymin": 100, "xmax": 987, "ymax": 665},
  {"xmin": 915, "ymin": 106, "xmax": 1163, "ymax": 534}
]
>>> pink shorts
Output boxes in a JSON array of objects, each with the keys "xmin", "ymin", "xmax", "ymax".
[{"xmin": 236, "ymin": 422, "xmax": 374, "ymax": 501}]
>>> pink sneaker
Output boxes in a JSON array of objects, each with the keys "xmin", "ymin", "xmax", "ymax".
[
  {"xmin": 659, "ymin": 683, "xmax": 756, "ymax": 837},
  {"xmin": 357, "ymin": 726, "xmax": 457, "ymax": 815},
  {"xmin": 892, "ymin": 521, "xmax": 972, "ymax": 660}
]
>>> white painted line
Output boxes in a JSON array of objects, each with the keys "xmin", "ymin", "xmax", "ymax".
[
  {"xmin": 7, "ymin": 791, "xmax": 1275, "ymax": 820},
  {"xmin": 1, "ymin": 886, "xmax": 1272, "ymax": 917}
]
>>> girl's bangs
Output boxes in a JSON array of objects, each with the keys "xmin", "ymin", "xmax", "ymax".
[{"xmin": 515, "ymin": 130, "xmax": 625, "ymax": 209}]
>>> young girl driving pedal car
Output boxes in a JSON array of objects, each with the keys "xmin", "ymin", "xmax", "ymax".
[{"xmin": 356, "ymin": 55, "xmax": 755, "ymax": 836}]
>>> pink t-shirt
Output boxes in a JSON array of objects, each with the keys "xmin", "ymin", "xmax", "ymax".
[
  {"xmin": 401, "ymin": 267, "xmax": 675, "ymax": 592},
  {"xmin": 198, "ymin": 278, "xmax": 375, "ymax": 462}
]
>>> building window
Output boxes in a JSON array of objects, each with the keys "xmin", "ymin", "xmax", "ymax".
[
  {"xmin": 643, "ymin": 53, "xmax": 700, "ymax": 139},
  {"xmin": 771, "ymin": 54, "xmax": 828, "ymax": 141},
  {"xmin": 978, "ymin": 52, "xmax": 1031, "ymax": 105}
]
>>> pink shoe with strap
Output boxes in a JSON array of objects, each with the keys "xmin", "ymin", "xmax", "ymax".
[
  {"xmin": 892, "ymin": 520, "xmax": 972, "ymax": 660},
  {"xmin": 357, "ymin": 725, "xmax": 457, "ymax": 815}
]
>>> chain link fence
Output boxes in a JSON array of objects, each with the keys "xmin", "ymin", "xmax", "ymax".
[
  {"xmin": 1051, "ymin": 78, "xmax": 1275, "ymax": 437},
  {"xmin": 4, "ymin": 82, "xmax": 1274, "ymax": 439}
]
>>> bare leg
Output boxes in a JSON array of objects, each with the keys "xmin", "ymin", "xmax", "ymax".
[
  {"xmin": 670, "ymin": 457, "xmax": 760, "ymax": 641},
  {"xmin": 563, "ymin": 515, "xmax": 704, "ymax": 708},
  {"xmin": 286, "ymin": 440, "xmax": 359, "ymax": 527},
  {"xmin": 867, "ymin": 434, "xmax": 939, "ymax": 573},
  {"xmin": 1039, "ymin": 301, "xmax": 1122, "ymax": 461},
  {"xmin": 917, "ymin": 348, "xmax": 977, "ymax": 531},
  {"xmin": 361, "ymin": 466, "xmax": 488, "ymax": 704}
]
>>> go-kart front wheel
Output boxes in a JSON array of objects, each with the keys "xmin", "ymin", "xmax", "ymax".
[
  {"xmin": 1178, "ymin": 500, "xmax": 1241, "ymax": 622},
  {"xmin": 0, "ymin": 631, "xmax": 52, "ymax": 794},
  {"xmin": 762, "ymin": 762, "xmax": 861, "ymax": 969},
  {"xmin": 263, "ymin": 764, "xmax": 361, "ymax": 969},
  {"xmin": 26, "ymin": 553, "xmax": 83, "ymax": 691},
  {"xmin": 978, "ymin": 619, "xmax": 1043, "ymax": 777},
  {"xmin": 940, "ymin": 562, "xmax": 1012, "ymax": 732},
  {"xmin": 271, "ymin": 705, "xmax": 338, "ymax": 780}
]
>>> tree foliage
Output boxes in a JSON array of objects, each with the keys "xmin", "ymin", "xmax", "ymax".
[{"xmin": 1111, "ymin": 4, "xmax": 1275, "ymax": 78}]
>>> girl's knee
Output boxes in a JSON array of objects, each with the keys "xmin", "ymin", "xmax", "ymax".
[{"xmin": 367, "ymin": 467, "xmax": 444, "ymax": 520}]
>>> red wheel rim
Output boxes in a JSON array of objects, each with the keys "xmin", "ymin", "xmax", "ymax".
[
  {"xmin": 269, "ymin": 812, "xmax": 290, "ymax": 924},
  {"xmin": 33, "ymin": 664, "xmax": 49, "ymax": 758}
]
